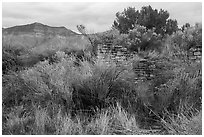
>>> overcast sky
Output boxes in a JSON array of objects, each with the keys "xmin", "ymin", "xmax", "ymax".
[{"xmin": 2, "ymin": 2, "xmax": 202, "ymax": 33}]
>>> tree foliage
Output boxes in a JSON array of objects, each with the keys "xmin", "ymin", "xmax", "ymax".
[
  {"xmin": 181, "ymin": 23, "xmax": 191, "ymax": 31},
  {"xmin": 127, "ymin": 25, "xmax": 163, "ymax": 52},
  {"xmin": 113, "ymin": 6, "xmax": 178, "ymax": 35},
  {"xmin": 2, "ymin": 46, "xmax": 23, "ymax": 74},
  {"xmin": 166, "ymin": 23, "xmax": 202, "ymax": 51}
]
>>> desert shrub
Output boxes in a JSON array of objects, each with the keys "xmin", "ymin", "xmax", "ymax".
[
  {"xmin": 3, "ymin": 52, "xmax": 75, "ymax": 116},
  {"xmin": 127, "ymin": 25, "xmax": 163, "ymax": 53},
  {"xmin": 2, "ymin": 105, "xmax": 34, "ymax": 135},
  {"xmin": 21, "ymin": 55, "xmax": 75, "ymax": 114},
  {"xmin": 10, "ymin": 52, "xmax": 133, "ymax": 115},
  {"xmin": 166, "ymin": 23, "xmax": 202, "ymax": 51},
  {"xmin": 168, "ymin": 62, "xmax": 201, "ymax": 112},
  {"xmin": 3, "ymin": 47, "xmax": 201, "ymax": 134},
  {"xmin": 158, "ymin": 36, "xmax": 202, "ymax": 115},
  {"xmin": 71, "ymin": 57, "xmax": 136, "ymax": 112},
  {"xmin": 130, "ymin": 48, "xmax": 202, "ymax": 127},
  {"xmin": 2, "ymin": 72, "xmax": 36, "ymax": 109},
  {"xmin": 94, "ymin": 25, "xmax": 163, "ymax": 54},
  {"xmin": 2, "ymin": 46, "xmax": 24, "ymax": 74},
  {"xmin": 3, "ymin": 102, "xmax": 154, "ymax": 135},
  {"xmin": 161, "ymin": 105, "xmax": 202, "ymax": 135}
]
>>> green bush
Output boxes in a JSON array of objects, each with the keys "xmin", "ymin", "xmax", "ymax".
[
  {"xmin": 130, "ymin": 51, "xmax": 202, "ymax": 127},
  {"xmin": 3, "ymin": 52, "xmax": 133, "ymax": 114},
  {"xmin": 2, "ymin": 47, "xmax": 202, "ymax": 134},
  {"xmin": 71, "ymin": 57, "xmax": 136, "ymax": 112},
  {"xmin": 166, "ymin": 23, "xmax": 202, "ymax": 51}
]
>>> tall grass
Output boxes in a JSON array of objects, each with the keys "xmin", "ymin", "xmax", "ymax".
[
  {"xmin": 2, "ymin": 50, "xmax": 202, "ymax": 135},
  {"xmin": 161, "ymin": 106, "xmax": 202, "ymax": 135}
]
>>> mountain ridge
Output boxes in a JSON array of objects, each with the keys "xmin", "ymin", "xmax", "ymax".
[{"xmin": 3, "ymin": 22, "xmax": 79, "ymax": 36}]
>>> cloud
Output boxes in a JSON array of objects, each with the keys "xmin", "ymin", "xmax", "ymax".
[{"xmin": 2, "ymin": 2, "xmax": 202, "ymax": 33}]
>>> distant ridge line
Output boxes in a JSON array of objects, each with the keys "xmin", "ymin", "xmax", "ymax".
[{"xmin": 3, "ymin": 22, "xmax": 80, "ymax": 36}]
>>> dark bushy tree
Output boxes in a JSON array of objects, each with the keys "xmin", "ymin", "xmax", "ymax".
[
  {"xmin": 127, "ymin": 25, "xmax": 163, "ymax": 52},
  {"xmin": 113, "ymin": 5, "xmax": 178, "ymax": 36},
  {"xmin": 166, "ymin": 19, "xmax": 178, "ymax": 35},
  {"xmin": 181, "ymin": 23, "xmax": 191, "ymax": 31},
  {"xmin": 165, "ymin": 23, "xmax": 202, "ymax": 53},
  {"xmin": 2, "ymin": 46, "xmax": 23, "ymax": 74},
  {"xmin": 113, "ymin": 7, "xmax": 139, "ymax": 34}
]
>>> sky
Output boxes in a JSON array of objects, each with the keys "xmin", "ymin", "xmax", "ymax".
[{"xmin": 2, "ymin": 2, "xmax": 202, "ymax": 33}]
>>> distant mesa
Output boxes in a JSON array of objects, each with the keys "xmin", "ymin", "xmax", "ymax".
[{"xmin": 2, "ymin": 22, "xmax": 79, "ymax": 36}]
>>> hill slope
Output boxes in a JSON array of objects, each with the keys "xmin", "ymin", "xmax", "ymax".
[
  {"xmin": 2, "ymin": 22, "xmax": 90, "ymax": 51},
  {"xmin": 2, "ymin": 22, "xmax": 91, "ymax": 67},
  {"xmin": 3, "ymin": 22, "xmax": 78, "ymax": 36}
]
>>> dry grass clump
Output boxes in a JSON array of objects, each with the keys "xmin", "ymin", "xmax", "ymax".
[{"xmin": 2, "ymin": 50, "xmax": 202, "ymax": 135}]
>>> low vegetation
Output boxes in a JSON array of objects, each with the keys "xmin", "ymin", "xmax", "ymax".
[
  {"xmin": 2, "ymin": 46, "xmax": 202, "ymax": 135},
  {"xmin": 2, "ymin": 5, "xmax": 202, "ymax": 135}
]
